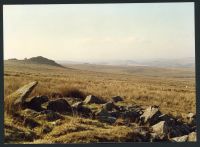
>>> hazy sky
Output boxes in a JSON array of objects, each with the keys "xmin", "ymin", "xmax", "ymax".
[{"xmin": 3, "ymin": 3, "xmax": 195, "ymax": 62}]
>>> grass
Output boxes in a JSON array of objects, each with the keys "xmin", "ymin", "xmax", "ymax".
[{"xmin": 4, "ymin": 60, "xmax": 196, "ymax": 143}]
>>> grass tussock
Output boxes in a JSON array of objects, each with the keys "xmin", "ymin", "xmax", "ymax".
[{"xmin": 58, "ymin": 87, "xmax": 87, "ymax": 99}]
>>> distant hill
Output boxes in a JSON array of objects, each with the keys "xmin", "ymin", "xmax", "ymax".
[
  {"xmin": 89, "ymin": 57, "xmax": 195, "ymax": 68},
  {"xmin": 6, "ymin": 56, "xmax": 64, "ymax": 68}
]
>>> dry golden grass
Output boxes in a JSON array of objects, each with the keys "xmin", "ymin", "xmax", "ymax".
[{"xmin": 4, "ymin": 61, "xmax": 195, "ymax": 117}]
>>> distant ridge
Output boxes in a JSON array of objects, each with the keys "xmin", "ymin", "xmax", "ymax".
[{"xmin": 7, "ymin": 56, "xmax": 64, "ymax": 68}]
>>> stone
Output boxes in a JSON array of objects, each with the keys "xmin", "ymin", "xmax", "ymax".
[
  {"xmin": 169, "ymin": 127, "xmax": 183, "ymax": 138},
  {"xmin": 84, "ymin": 95, "xmax": 105, "ymax": 104},
  {"xmin": 188, "ymin": 132, "xmax": 197, "ymax": 142},
  {"xmin": 5, "ymin": 81, "xmax": 38, "ymax": 113},
  {"xmin": 23, "ymin": 95, "xmax": 49, "ymax": 111},
  {"xmin": 178, "ymin": 123, "xmax": 191, "ymax": 134},
  {"xmin": 121, "ymin": 110, "xmax": 140, "ymax": 122},
  {"xmin": 140, "ymin": 105, "xmax": 161, "ymax": 125},
  {"xmin": 23, "ymin": 117, "xmax": 41, "ymax": 129},
  {"xmin": 42, "ymin": 125, "xmax": 52, "ymax": 134},
  {"xmin": 151, "ymin": 121, "xmax": 169, "ymax": 139},
  {"xmin": 158, "ymin": 114, "xmax": 176, "ymax": 126},
  {"xmin": 171, "ymin": 135, "xmax": 188, "ymax": 142},
  {"xmin": 72, "ymin": 101, "xmax": 83, "ymax": 109},
  {"xmin": 109, "ymin": 111, "xmax": 121, "ymax": 118},
  {"xmin": 40, "ymin": 110, "xmax": 64, "ymax": 121},
  {"xmin": 112, "ymin": 96, "xmax": 123, "ymax": 102},
  {"xmin": 47, "ymin": 98, "xmax": 72, "ymax": 113},
  {"xmin": 95, "ymin": 108, "xmax": 111, "ymax": 117},
  {"xmin": 102, "ymin": 101, "xmax": 118, "ymax": 111},
  {"xmin": 72, "ymin": 102, "xmax": 92, "ymax": 117},
  {"xmin": 97, "ymin": 116, "xmax": 117, "ymax": 124},
  {"xmin": 187, "ymin": 113, "xmax": 196, "ymax": 125}
]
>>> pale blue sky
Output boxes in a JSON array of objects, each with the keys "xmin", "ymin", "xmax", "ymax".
[{"xmin": 3, "ymin": 3, "xmax": 195, "ymax": 61}]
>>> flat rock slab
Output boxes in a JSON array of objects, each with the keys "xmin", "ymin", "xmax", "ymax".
[
  {"xmin": 84, "ymin": 95, "xmax": 105, "ymax": 104},
  {"xmin": 140, "ymin": 105, "xmax": 161, "ymax": 125},
  {"xmin": 5, "ymin": 81, "xmax": 38, "ymax": 113}
]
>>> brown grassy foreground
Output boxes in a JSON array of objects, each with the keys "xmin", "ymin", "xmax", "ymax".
[{"xmin": 4, "ymin": 60, "xmax": 196, "ymax": 143}]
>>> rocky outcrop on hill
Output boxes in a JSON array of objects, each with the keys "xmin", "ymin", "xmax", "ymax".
[{"xmin": 6, "ymin": 56, "xmax": 64, "ymax": 68}]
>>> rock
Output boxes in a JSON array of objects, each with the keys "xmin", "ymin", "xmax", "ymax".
[
  {"xmin": 84, "ymin": 95, "xmax": 105, "ymax": 104},
  {"xmin": 23, "ymin": 95, "xmax": 49, "ymax": 111},
  {"xmin": 187, "ymin": 113, "xmax": 196, "ymax": 125},
  {"xmin": 171, "ymin": 135, "xmax": 188, "ymax": 142},
  {"xmin": 42, "ymin": 125, "xmax": 52, "ymax": 134},
  {"xmin": 151, "ymin": 121, "xmax": 169, "ymax": 139},
  {"xmin": 40, "ymin": 110, "xmax": 64, "ymax": 121},
  {"xmin": 47, "ymin": 98, "xmax": 72, "ymax": 113},
  {"xmin": 140, "ymin": 105, "xmax": 161, "ymax": 125},
  {"xmin": 102, "ymin": 101, "xmax": 118, "ymax": 111},
  {"xmin": 169, "ymin": 127, "xmax": 183, "ymax": 138},
  {"xmin": 72, "ymin": 102, "xmax": 93, "ymax": 117},
  {"xmin": 23, "ymin": 117, "xmax": 41, "ymax": 129},
  {"xmin": 178, "ymin": 123, "xmax": 191, "ymax": 134},
  {"xmin": 158, "ymin": 114, "xmax": 176, "ymax": 126},
  {"xmin": 95, "ymin": 108, "xmax": 111, "ymax": 117},
  {"xmin": 72, "ymin": 102, "xmax": 83, "ymax": 109},
  {"xmin": 121, "ymin": 110, "xmax": 140, "ymax": 122},
  {"xmin": 188, "ymin": 132, "xmax": 197, "ymax": 142},
  {"xmin": 109, "ymin": 111, "xmax": 121, "ymax": 118},
  {"xmin": 5, "ymin": 81, "xmax": 38, "ymax": 113},
  {"xmin": 118, "ymin": 105, "xmax": 127, "ymax": 111},
  {"xmin": 97, "ymin": 116, "xmax": 117, "ymax": 124},
  {"xmin": 112, "ymin": 96, "xmax": 123, "ymax": 102}
]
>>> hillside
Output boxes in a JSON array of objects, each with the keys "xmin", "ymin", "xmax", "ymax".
[{"xmin": 6, "ymin": 56, "xmax": 64, "ymax": 68}]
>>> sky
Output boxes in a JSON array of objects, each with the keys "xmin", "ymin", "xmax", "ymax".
[{"xmin": 3, "ymin": 3, "xmax": 195, "ymax": 62}]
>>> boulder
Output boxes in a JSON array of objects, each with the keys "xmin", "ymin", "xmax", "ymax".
[
  {"xmin": 5, "ymin": 81, "xmax": 38, "ymax": 113},
  {"xmin": 23, "ymin": 117, "xmax": 41, "ymax": 129},
  {"xmin": 121, "ymin": 110, "xmax": 140, "ymax": 122},
  {"xmin": 188, "ymin": 132, "xmax": 197, "ymax": 142},
  {"xmin": 72, "ymin": 101, "xmax": 83, "ymax": 109},
  {"xmin": 112, "ymin": 96, "xmax": 123, "ymax": 103},
  {"xmin": 95, "ymin": 108, "xmax": 111, "ymax": 117},
  {"xmin": 40, "ymin": 110, "xmax": 64, "ymax": 121},
  {"xmin": 72, "ymin": 102, "xmax": 92, "ymax": 117},
  {"xmin": 151, "ymin": 121, "xmax": 169, "ymax": 139},
  {"xmin": 171, "ymin": 135, "xmax": 188, "ymax": 142},
  {"xmin": 140, "ymin": 105, "xmax": 161, "ymax": 125},
  {"xmin": 157, "ymin": 114, "xmax": 176, "ymax": 126},
  {"xmin": 42, "ymin": 125, "xmax": 52, "ymax": 134},
  {"xmin": 102, "ymin": 101, "xmax": 118, "ymax": 111},
  {"xmin": 23, "ymin": 95, "xmax": 49, "ymax": 111},
  {"xmin": 187, "ymin": 113, "xmax": 196, "ymax": 125},
  {"xmin": 47, "ymin": 98, "xmax": 72, "ymax": 113},
  {"xmin": 168, "ymin": 127, "xmax": 183, "ymax": 138},
  {"xmin": 84, "ymin": 95, "xmax": 105, "ymax": 104},
  {"xmin": 109, "ymin": 111, "xmax": 121, "ymax": 118},
  {"xmin": 97, "ymin": 116, "xmax": 117, "ymax": 124}
]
